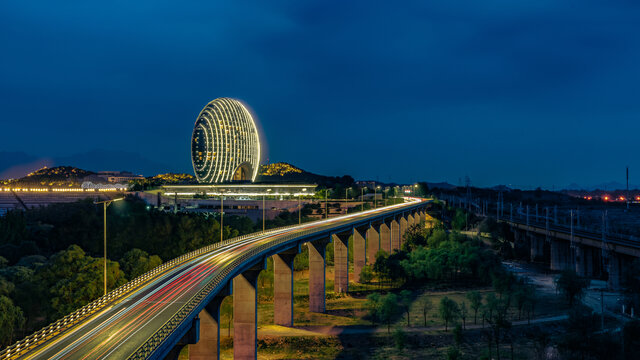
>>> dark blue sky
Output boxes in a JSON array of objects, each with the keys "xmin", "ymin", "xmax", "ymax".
[{"xmin": 2, "ymin": 1, "xmax": 639, "ymax": 188}]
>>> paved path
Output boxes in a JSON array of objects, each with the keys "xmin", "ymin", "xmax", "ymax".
[{"xmin": 258, "ymin": 314, "xmax": 568, "ymax": 337}]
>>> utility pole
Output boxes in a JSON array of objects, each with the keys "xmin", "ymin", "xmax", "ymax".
[
  {"xmin": 220, "ymin": 190, "xmax": 224, "ymax": 241},
  {"xmin": 95, "ymin": 197, "xmax": 124, "ymax": 296},
  {"xmin": 627, "ymin": 166, "xmax": 630, "ymax": 210}
]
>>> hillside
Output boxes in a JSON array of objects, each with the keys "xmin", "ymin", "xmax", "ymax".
[
  {"xmin": 256, "ymin": 162, "xmax": 353, "ymax": 187},
  {"xmin": 1, "ymin": 166, "xmax": 96, "ymax": 187}
]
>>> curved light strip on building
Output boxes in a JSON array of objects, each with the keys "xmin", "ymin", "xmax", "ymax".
[{"xmin": 191, "ymin": 98, "xmax": 261, "ymax": 183}]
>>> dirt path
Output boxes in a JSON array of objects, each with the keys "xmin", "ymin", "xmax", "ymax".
[{"xmin": 258, "ymin": 314, "xmax": 568, "ymax": 337}]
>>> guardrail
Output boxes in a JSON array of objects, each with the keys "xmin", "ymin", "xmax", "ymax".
[{"xmin": 0, "ymin": 225, "xmax": 295, "ymax": 360}]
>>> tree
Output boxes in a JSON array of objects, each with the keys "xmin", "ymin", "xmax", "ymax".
[
  {"xmin": 459, "ymin": 301, "xmax": 468, "ymax": 330},
  {"xmin": 119, "ymin": 248, "xmax": 162, "ymax": 279},
  {"xmin": 365, "ymin": 292, "xmax": 382, "ymax": 325},
  {"xmin": 467, "ymin": 291, "xmax": 483, "ymax": 324},
  {"xmin": 446, "ymin": 346, "xmax": 461, "ymax": 360},
  {"xmin": 402, "ymin": 224, "xmax": 427, "ymax": 252},
  {"xmin": 380, "ymin": 293, "xmax": 399, "ymax": 334},
  {"xmin": 38, "ymin": 245, "xmax": 126, "ymax": 319},
  {"xmin": 359, "ymin": 265, "xmax": 374, "ymax": 284},
  {"xmin": 399, "ymin": 290, "xmax": 412, "ymax": 327},
  {"xmin": 419, "ymin": 296, "xmax": 433, "ymax": 327},
  {"xmin": 393, "ymin": 327, "xmax": 406, "ymax": 350},
  {"xmin": 555, "ymin": 270, "xmax": 589, "ymax": 306},
  {"xmin": 439, "ymin": 296, "xmax": 459, "ymax": 331},
  {"xmin": 0, "ymin": 295, "xmax": 25, "ymax": 347},
  {"xmin": 221, "ymin": 296, "xmax": 233, "ymax": 337},
  {"xmin": 453, "ymin": 323, "xmax": 463, "ymax": 345}
]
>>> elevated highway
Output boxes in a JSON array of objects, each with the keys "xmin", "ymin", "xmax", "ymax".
[{"xmin": 2, "ymin": 198, "xmax": 429, "ymax": 360}]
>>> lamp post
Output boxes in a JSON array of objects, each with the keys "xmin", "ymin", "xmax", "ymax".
[
  {"xmin": 361, "ymin": 187, "xmax": 364, "ymax": 212},
  {"xmin": 299, "ymin": 188, "xmax": 306, "ymax": 225},
  {"xmin": 375, "ymin": 185, "xmax": 380, "ymax": 209},
  {"xmin": 220, "ymin": 189, "xmax": 225, "ymax": 242},
  {"xmin": 95, "ymin": 197, "xmax": 125, "ymax": 296},
  {"xmin": 325, "ymin": 189, "xmax": 329, "ymax": 219},
  {"xmin": 263, "ymin": 188, "xmax": 272, "ymax": 231},
  {"xmin": 345, "ymin": 187, "xmax": 351, "ymax": 214}
]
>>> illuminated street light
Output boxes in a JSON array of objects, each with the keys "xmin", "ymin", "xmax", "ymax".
[
  {"xmin": 220, "ymin": 189, "xmax": 225, "ymax": 242},
  {"xmin": 325, "ymin": 189, "xmax": 330, "ymax": 219},
  {"xmin": 95, "ymin": 197, "xmax": 125, "ymax": 296},
  {"xmin": 264, "ymin": 188, "xmax": 272, "ymax": 231},
  {"xmin": 299, "ymin": 188, "xmax": 307, "ymax": 225},
  {"xmin": 345, "ymin": 187, "xmax": 351, "ymax": 214},
  {"xmin": 375, "ymin": 185, "xmax": 381, "ymax": 209}
]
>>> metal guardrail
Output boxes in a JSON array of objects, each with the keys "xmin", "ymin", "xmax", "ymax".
[{"xmin": 0, "ymin": 225, "xmax": 295, "ymax": 360}]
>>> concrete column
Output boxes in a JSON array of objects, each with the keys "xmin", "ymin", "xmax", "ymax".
[
  {"xmin": 399, "ymin": 216, "xmax": 408, "ymax": 249},
  {"xmin": 550, "ymin": 239, "xmax": 562, "ymax": 271},
  {"xmin": 273, "ymin": 251, "xmax": 297, "ymax": 326},
  {"xmin": 332, "ymin": 233, "xmax": 349, "ymax": 293},
  {"xmin": 529, "ymin": 234, "xmax": 543, "ymax": 262},
  {"xmin": 407, "ymin": 214, "xmax": 415, "ymax": 229},
  {"xmin": 233, "ymin": 268, "xmax": 261, "ymax": 360},
  {"xmin": 367, "ymin": 225, "xmax": 380, "ymax": 265},
  {"xmin": 608, "ymin": 253, "xmax": 622, "ymax": 290},
  {"xmin": 353, "ymin": 227, "xmax": 366, "ymax": 283},
  {"xmin": 308, "ymin": 240, "xmax": 328, "ymax": 313},
  {"xmin": 390, "ymin": 220, "xmax": 400, "ymax": 251},
  {"xmin": 574, "ymin": 245, "xmax": 586, "ymax": 277},
  {"xmin": 189, "ymin": 286, "xmax": 229, "ymax": 360},
  {"xmin": 584, "ymin": 247, "xmax": 594, "ymax": 277},
  {"xmin": 380, "ymin": 222, "xmax": 391, "ymax": 253}
]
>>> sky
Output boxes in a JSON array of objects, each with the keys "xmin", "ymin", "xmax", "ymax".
[{"xmin": 1, "ymin": 1, "xmax": 640, "ymax": 188}]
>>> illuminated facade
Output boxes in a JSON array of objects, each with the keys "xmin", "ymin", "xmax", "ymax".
[{"xmin": 191, "ymin": 98, "xmax": 261, "ymax": 183}]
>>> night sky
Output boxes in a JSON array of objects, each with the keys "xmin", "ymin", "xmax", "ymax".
[{"xmin": 2, "ymin": 1, "xmax": 639, "ymax": 188}]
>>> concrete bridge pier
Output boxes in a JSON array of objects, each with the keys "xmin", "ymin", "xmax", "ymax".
[
  {"xmin": 353, "ymin": 227, "xmax": 367, "ymax": 283},
  {"xmin": 399, "ymin": 216, "xmax": 408, "ymax": 249},
  {"xmin": 189, "ymin": 285, "xmax": 230, "ymax": 360},
  {"xmin": 367, "ymin": 224, "xmax": 380, "ymax": 265},
  {"xmin": 380, "ymin": 222, "xmax": 391, "ymax": 254},
  {"xmin": 407, "ymin": 214, "xmax": 415, "ymax": 229},
  {"xmin": 332, "ymin": 233, "xmax": 349, "ymax": 293},
  {"xmin": 308, "ymin": 239, "xmax": 329, "ymax": 313},
  {"xmin": 608, "ymin": 252, "xmax": 622, "ymax": 290},
  {"xmin": 550, "ymin": 239, "xmax": 571, "ymax": 271},
  {"xmin": 273, "ymin": 249, "xmax": 298, "ymax": 327},
  {"xmin": 574, "ymin": 245, "xmax": 585, "ymax": 276},
  {"xmin": 529, "ymin": 233, "xmax": 544, "ymax": 262},
  {"xmin": 233, "ymin": 264, "xmax": 263, "ymax": 360},
  {"xmin": 390, "ymin": 219, "xmax": 400, "ymax": 251}
]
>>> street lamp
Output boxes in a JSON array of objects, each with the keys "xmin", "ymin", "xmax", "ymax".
[
  {"xmin": 95, "ymin": 197, "xmax": 125, "ymax": 296},
  {"xmin": 263, "ymin": 188, "xmax": 272, "ymax": 231},
  {"xmin": 361, "ymin": 187, "xmax": 365, "ymax": 212},
  {"xmin": 325, "ymin": 189, "xmax": 330, "ymax": 219},
  {"xmin": 345, "ymin": 187, "xmax": 351, "ymax": 214},
  {"xmin": 220, "ymin": 189, "xmax": 225, "ymax": 242},
  {"xmin": 375, "ymin": 185, "xmax": 380, "ymax": 209},
  {"xmin": 299, "ymin": 188, "xmax": 306, "ymax": 225}
]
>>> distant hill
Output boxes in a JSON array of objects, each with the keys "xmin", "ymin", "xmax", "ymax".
[
  {"xmin": 0, "ymin": 150, "xmax": 174, "ymax": 179},
  {"xmin": 257, "ymin": 162, "xmax": 353, "ymax": 187},
  {"xmin": 1, "ymin": 166, "xmax": 97, "ymax": 187}
]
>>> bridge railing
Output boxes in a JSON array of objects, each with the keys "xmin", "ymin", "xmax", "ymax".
[{"xmin": 0, "ymin": 224, "xmax": 297, "ymax": 359}]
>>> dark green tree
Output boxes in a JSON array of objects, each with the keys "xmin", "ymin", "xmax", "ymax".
[{"xmin": 439, "ymin": 296, "xmax": 459, "ymax": 331}]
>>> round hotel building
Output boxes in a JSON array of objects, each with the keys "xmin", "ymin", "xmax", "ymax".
[{"xmin": 191, "ymin": 98, "xmax": 261, "ymax": 183}]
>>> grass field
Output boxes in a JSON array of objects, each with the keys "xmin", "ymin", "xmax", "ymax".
[{"xmin": 178, "ymin": 262, "xmax": 571, "ymax": 359}]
